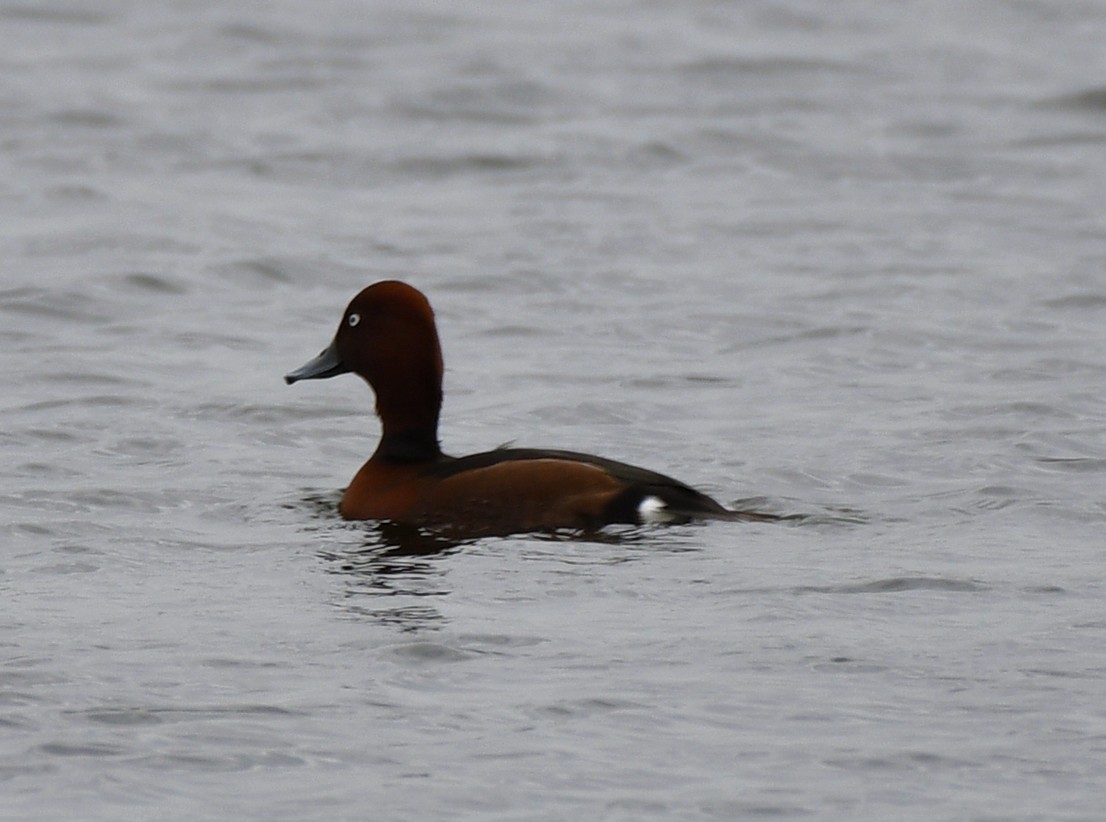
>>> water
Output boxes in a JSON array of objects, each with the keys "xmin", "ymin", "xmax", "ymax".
[{"xmin": 3, "ymin": 0, "xmax": 1106, "ymax": 818}]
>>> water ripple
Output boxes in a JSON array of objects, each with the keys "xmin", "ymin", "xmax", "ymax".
[
  {"xmin": 795, "ymin": 577, "xmax": 985, "ymax": 595},
  {"xmin": 1038, "ymin": 87, "xmax": 1106, "ymax": 112}
]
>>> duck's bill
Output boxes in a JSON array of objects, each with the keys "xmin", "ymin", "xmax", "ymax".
[{"xmin": 284, "ymin": 338, "xmax": 351, "ymax": 384}]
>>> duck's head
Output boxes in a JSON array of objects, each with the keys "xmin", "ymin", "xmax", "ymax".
[{"xmin": 285, "ymin": 281, "xmax": 444, "ymax": 441}]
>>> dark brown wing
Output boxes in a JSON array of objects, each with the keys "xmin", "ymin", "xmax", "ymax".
[{"xmin": 423, "ymin": 447, "xmax": 731, "ymax": 524}]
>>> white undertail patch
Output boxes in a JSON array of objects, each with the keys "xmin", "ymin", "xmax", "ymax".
[{"xmin": 637, "ymin": 495, "xmax": 675, "ymax": 524}]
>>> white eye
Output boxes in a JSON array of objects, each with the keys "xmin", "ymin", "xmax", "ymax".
[{"xmin": 347, "ymin": 313, "xmax": 361, "ymax": 328}]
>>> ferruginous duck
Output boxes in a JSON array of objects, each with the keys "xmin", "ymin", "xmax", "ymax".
[{"xmin": 286, "ymin": 281, "xmax": 761, "ymax": 536}]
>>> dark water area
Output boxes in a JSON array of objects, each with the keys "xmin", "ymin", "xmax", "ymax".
[{"xmin": 3, "ymin": 1, "xmax": 1106, "ymax": 819}]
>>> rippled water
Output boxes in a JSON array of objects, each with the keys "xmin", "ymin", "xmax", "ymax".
[{"xmin": 4, "ymin": 1, "xmax": 1106, "ymax": 819}]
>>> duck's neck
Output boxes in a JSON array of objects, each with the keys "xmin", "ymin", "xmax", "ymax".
[
  {"xmin": 375, "ymin": 426, "xmax": 441, "ymax": 462},
  {"xmin": 363, "ymin": 310, "xmax": 446, "ymax": 464},
  {"xmin": 372, "ymin": 382, "xmax": 443, "ymax": 463}
]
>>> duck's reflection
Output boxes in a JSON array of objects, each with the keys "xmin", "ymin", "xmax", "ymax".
[
  {"xmin": 308, "ymin": 492, "xmax": 821, "ymax": 630},
  {"xmin": 318, "ymin": 520, "xmax": 467, "ymax": 631}
]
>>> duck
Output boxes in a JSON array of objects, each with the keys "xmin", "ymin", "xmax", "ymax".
[{"xmin": 286, "ymin": 281, "xmax": 763, "ymax": 536}]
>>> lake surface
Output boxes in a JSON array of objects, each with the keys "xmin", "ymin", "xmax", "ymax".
[{"xmin": 4, "ymin": 1, "xmax": 1106, "ymax": 819}]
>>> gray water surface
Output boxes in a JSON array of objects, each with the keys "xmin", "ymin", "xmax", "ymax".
[{"xmin": 4, "ymin": 1, "xmax": 1106, "ymax": 819}]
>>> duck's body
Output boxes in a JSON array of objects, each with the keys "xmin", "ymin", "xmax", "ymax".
[
  {"xmin": 286, "ymin": 281, "xmax": 744, "ymax": 536},
  {"xmin": 340, "ymin": 446, "xmax": 731, "ymax": 533}
]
